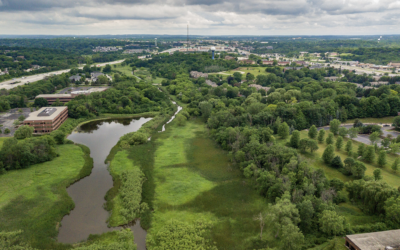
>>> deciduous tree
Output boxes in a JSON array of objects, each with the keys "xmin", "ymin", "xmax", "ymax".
[
  {"xmin": 317, "ymin": 129, "xmax": 325, "ymax": 143},
  {"xmin": 326, "ymin": 133, "xmax": 334, "ymax": 145},
  {"xmin": 323, "ymin": 145, "xmax": 335, "ymax": 164},
  {"xmin": 336, "ymin": 136, "xmax": 343, "ymax": 151},
  {"xmin": 308, "ymin": 125, "xmax": 318, "ymax": 139},
  {"xmin": 330, "ymin": 119, "xmax": 341, "ymax": 135}
]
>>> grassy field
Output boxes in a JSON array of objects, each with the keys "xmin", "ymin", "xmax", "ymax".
[
  {"xmin": 107, "ymin": 63, "xmax": 166, "ymax": 84},
  {"xmin": 299, "ymin": 131, "xmax": 400, "ymax": 188},
  {"xmin": 346, "ymin": 116, "xmax": 396, "ymax": 124},
  {"xmin": 122, "ymin": 119, "xmax": 270, "ymax": 249},
  {"xmin": 210, "ymin": 66, "xmax": 269, "ymax": 79},
  {"xmin": 0, "ymin": 144, "xmax": 92, "ymax": 249},
  {"xmin": 297, "ymin": 130, "xmax": 399, "ymax": 232}
]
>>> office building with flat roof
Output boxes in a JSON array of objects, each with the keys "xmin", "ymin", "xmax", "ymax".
[
  {"xmin": 35, "ymin": 94, "xmax": 73, "ymax": 105},
  {"xmin": 35, "ymin": 87, "xmax": 108, "ymax": 104},
  {"xmin": 345, "ymin": 230, "xmax": 400, "ymax": 250},
  {"xmin": 23, "ymin": 107, "xmax": 68, "ymax": 134}
]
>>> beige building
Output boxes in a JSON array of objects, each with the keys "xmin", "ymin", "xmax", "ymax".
[
  {"xmin": 36, "ymin": 87, "xmax": 108, "ymax": 104},
  {"xmin": 23, "ymin": 107, "xmax": 68, "ymax": 134},
  {"xmin": 345, "ymin": 230, "xmax": 400, "ymax": 250}
]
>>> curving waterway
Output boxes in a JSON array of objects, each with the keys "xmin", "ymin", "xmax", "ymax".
[
  {"xmin": 58, "ymin": 102, "xmax": 182, "ymax": 249},
  {"xmin": 57, "ymin": 117, "xmax": 152, "ymax": 248}
]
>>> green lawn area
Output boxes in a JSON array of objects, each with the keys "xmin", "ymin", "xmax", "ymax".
[
  {"xmin": 119, "ymin": 119, "xmax": 270, "ymax": 249},
  {"xmin": 210, "ymin": 66, "xmax": 269, "ymax": 79},
  {"xmin": 346, "ymin": 116, "xmax": 396, "ymax": 124},
  {"xmin": 112, "ymin": 63, "xmax": 134, "ymax": 76},
  {"xmin": 0, "ymin": 144, "xmax": 92, "ymax": 249},
  {"xmin": 97, "ymin": 63, "xmax": 167, "ymax": 84},
  {"xmin": 298, "ymin": 130, "xmax": 400, "ymax": 229},
  {"xmin": 299, "ymin": 131, "xmax": 400, "ymax": 188}
]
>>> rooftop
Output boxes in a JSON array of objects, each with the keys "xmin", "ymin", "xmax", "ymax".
[
  {"xmin": 346, "ymin": 230, "xmax": 400, "ymax": 250},
  {"xmin": 25, "ymin": 106, "xmax": 68, "ymax": 121},
  {"xmin": 36, "ymin": 94, "xmax": 72, "ymax": 99}
]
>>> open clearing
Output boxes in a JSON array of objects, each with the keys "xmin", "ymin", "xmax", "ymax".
[
  {"xmin": 0, "ymin": 144, "xmax": 90, "ymax": 249},
  {"xmin": 297, "ymin": 131, "xmax": 398, "ymax": 231},
  {"xmin": 122, "ymin": 119, "xmax": 270, "ymax": 249},
  {"xmin": 210, "ymin": 66, "xmax": 269, "ymax": 79}
]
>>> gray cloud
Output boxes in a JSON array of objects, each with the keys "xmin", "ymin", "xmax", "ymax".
[{"xmin": 0, "ymin": 0, "xmax": 399, "ymax": 35}]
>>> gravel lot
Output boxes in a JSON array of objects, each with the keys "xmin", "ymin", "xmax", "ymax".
[{"xmin": 0, "ymin": 108, "xmax": 32, "ymax": 137}]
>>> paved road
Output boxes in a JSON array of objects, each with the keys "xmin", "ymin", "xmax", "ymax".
[
  {"xmin": 320, "ymin": 123, "xmax": 400, "ymax": 146},
  {"xmin": 329, "ymin": 64, "xmax": 399, "ymax": 77},
  {"xmin": 0, "ymin": 60, "xmax": 125, "ymax": 90}
]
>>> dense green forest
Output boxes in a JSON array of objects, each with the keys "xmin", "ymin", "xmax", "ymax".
[
  {"xmin": 0, "ymin": 39, "xmax": 128, "ymax": 53},
  {"xmin": 124, "ymin": 53, "xmax": 400, "ymax": 248},
  {"xmin": 0, "ymin": 45, "xmax": 128, "ymax": 82},
  {"xmin": 3, "ymin": 50, "xmax": 400, "ymax": 249}
]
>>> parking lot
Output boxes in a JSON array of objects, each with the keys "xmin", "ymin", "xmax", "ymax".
[
  {"xmin": 57, "ymin": 86, "xmax": 110, "ymax": 94},
  {"xmin": 0, "ymin": 108, "xmax": 31, "ymax": 137}
]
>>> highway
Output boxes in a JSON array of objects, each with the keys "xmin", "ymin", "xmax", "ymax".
[{"xmin": 0, "ymin": 59, "xmax": 125, "ymax": 90}]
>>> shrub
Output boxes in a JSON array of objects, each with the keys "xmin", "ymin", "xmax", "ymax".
[
  {"xmin": 175, "ymin": 113, "xmax": 187, "ymax": 126},
  {"xmin": 119, "ymin": 169, "xmax": 147, "ymax": 222},
  {"xmin": 331, "ymin": 156, "xmax": 344, "ymax": 169},
  {"xmin": 14, "ymin": 125, "xmax": 34, "ymax": 139},
  {"xmin": 120, "ymin": 131, "xmax": 148, "ymax": 146},
  {"xmin": 50, "ymin": 130, "xmax": 66, "ymax": 144}
]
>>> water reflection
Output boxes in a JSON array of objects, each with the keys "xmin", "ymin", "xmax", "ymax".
[{"xmin": 58, "ymin": 117, "xmax": 152, "ymax": 247}]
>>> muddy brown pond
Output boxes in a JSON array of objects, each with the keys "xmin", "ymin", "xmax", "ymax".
[{"xmin": 57, "ymin": 117, "xmax": 152, "ymax": 249}]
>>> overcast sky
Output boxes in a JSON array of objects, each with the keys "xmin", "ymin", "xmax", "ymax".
[{"xmin": 0, "ymin": 0, "xmax": 399, "ymax": 35}]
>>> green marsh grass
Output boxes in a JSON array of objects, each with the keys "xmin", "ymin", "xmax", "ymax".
[
  {"xmin": 124, "ymin": 119, "xmax": 271, "ymax": 249},
  {"xmin": 0, "ymin": 144, "xmax": 92, "ymax": 249},
  {"xmin": 107, "ymin": 150, "xmax": 143, "ymax": 227}
]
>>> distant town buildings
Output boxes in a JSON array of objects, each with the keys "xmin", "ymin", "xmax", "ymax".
[
  {"xmin": 278, "ymin": 61, "xmax": 290, "ymax": 66},
  {"xmin": 324, "ymin": 76, "xmax": 340, "ymax": 81},
  {"xmin": 91, "ymin": 72, "xmax": 104, "ymax": 82},
  {"xmin": 123, "ymin": 49, "xmax": 150, "ymax": 54},
  {"xmin": 69, "ymin": 75, "xmax": 82, "ymax": 82},
  {"xmin": 248, "ymin": 84, "xmax": 271, "ymax": 92},
  {"xmin": 0, "ymin": 68, "xmax": 8, "ymax": 75},
  {"xmin": 262, "ymin": 60, "xmax": 274, "ymax": 65},
  {"xmin": 190, "ymin": 71, "xmax": 208, "ymax": 79},
  {"xmin": 239, "ymin": 59, "xmax": 255, "ymax": 65},
  {"xmin": 205, "ymin": 80, "xmax": 218, "ymax": 87},
  {"xmin": 225, "ymin": 56, "xmax": 236, "ymax": 61},
  {"xmin": 92, "ymin": 46, "xmax": 122, "ymax": 52}
]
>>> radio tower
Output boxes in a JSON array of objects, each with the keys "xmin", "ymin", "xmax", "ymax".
[{"xmin": 187, "ymin": 22, "xmax": 189, "ymax": 52}]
